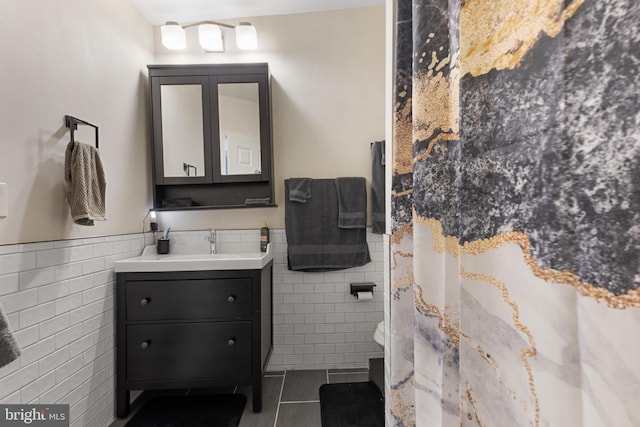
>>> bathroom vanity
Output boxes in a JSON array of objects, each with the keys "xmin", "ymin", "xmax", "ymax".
[{"xmin": 114, "ymin": 250, "xmax": 273, "ymax": 418}]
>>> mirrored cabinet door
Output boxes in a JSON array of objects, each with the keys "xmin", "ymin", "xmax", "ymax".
[
  {"xmin": 161, "ymin": 85, "xmax": 205, "ymax": 177},
  {"xmin": 218, "ymin": 82, "xmax": 261, "ymax": 176},
  {"xmin": 213, "ymin": 74, "xmax": 270, "ymax": 183},
  {"xmin": 151, "ymin": 76, "xmax": 213, "ymax": 184}
]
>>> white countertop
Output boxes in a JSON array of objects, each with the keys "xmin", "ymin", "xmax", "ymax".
[{"xmin": 114, "ymin": 244, "xmax": 273, "ymax": 272}]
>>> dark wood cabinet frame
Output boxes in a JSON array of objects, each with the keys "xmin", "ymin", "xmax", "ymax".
[{"xmin": 148, "ymin": 63, "xmax": 275, "ymax": 210}]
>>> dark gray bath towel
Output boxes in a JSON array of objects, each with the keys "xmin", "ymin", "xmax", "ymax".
[
  {"xmin": 0, "ymin": 306, "xmax": 20, "ymax": 368},
  {"xmin": 335, "ymin": 177, "xmax": 367, "ymax": 229},
  {"xmin": 371, "ymin": 140, "xmax": 385, "ymax": 234},
  {"xmin": 288, "ymin": 178, "xmax": 312, "ymax": 202},
  {"xmin": 285, "ymin": 178, "xmax": 370, "ymax": 271}
]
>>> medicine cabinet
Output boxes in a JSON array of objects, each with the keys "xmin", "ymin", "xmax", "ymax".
[{"xmin": 148, "ymin": 63, "xmax": 275, "ymax": 210}]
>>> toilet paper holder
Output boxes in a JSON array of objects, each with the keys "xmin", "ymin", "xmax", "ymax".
[{"xmin": 350, "ymin": 282, "xmax": 376, "ymax": 297}]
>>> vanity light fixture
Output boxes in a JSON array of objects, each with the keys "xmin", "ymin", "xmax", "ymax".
[
  {"xmin": 160, "ymin": 22, "xmax": 187, "ymax": 49},
  {"xmin": 160, "ymin": 21, "xmax": 258, "ymax": 52},
  {"xmin": 198, "ymin": 23, "xmax": 224, "ymax": 52},
  {"xmin": 235, "ymin": 22, "xmax": 258, "ymax": 50}
]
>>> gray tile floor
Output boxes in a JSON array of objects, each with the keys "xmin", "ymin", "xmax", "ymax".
[{"xmin": 109, "ymin": 368, "xmax": 370, "ymax": 427}]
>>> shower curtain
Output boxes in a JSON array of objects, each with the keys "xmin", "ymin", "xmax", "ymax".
[{"xmin": 388, "ymin": 0, "xmax": 640, "ymax": 426}]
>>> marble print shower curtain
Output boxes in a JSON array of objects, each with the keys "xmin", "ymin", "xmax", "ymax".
[{"xmin": 389, "ymin": 0, "xmax": 640, "ymax": 426}]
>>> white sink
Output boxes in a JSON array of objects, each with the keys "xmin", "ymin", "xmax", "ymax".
[{"xmin": 114, "ymin": 244, "xmax": 273, "ymax": 272}]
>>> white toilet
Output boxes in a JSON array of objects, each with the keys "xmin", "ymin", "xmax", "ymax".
[
  {"xmin": 374, "ymin": 321, "xmax": 384, "ymax": 347},
  {"xmin": 370, "ymin": 321, "xmax": 385, "ymax": 395}
]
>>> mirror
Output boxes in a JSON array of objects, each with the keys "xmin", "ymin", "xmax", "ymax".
[
  {"xmin": 218, "ymin": 83, "xmax": 262, "ymax": 175},
  {"xmin": 161, "ymin": 84, "xmax": 206, "ymax": 177}
]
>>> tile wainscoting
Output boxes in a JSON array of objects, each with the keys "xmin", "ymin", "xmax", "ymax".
[
  {"xmin": 267, "ymin": 228, "xmax": 385, "ymax": 371},
  {"xmin": 0, "ymin": 232, "xmax": 152, "ymax": 427},
  {"xmin": 0, "ymin": 227, "xmax": 385, "ymax": 426}
]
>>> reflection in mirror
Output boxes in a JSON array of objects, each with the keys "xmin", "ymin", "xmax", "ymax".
[
  {"xmin": 161, "ymin": 84, "xmax": 205, "ymax": 177},
  {"xmin": 218, "ymin": 83, "xmax": 261, "ymax": 175}
]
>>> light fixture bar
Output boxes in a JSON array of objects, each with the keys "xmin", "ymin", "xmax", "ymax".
[
  {"xmin": 182, "ymin": 20, "xmax": 235, "ymax": 30},
  {"xmin": 161, "ymin": 20, "xmax": 258, "ymax": 52}
]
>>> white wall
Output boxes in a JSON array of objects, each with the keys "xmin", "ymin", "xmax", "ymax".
[
  {"xmin": 0, "ymin": 3, "xmax": 385, "ymax": 249},
  {"xmin": 152, "ymin": 6, "xmax": 386, "ymax": 231},
  {"xmin": 0, "ymin": 0, "xmax": 154, "ymax": 245}
]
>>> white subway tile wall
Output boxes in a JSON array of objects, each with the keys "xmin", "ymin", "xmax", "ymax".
[
  {"xmin": 0, "ymin": 228, "xmax": 386, "ymax": 425},
  {"xmin": 0, "ymin": 233, "xmax": 151, "ymax": 427},
  {"xmin": 267, "ymin": 228, "xmax": 385, "ymax": 371}
]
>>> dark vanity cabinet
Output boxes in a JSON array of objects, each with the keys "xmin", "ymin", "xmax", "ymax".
[
  {"xmin": 148, "ymin": 63, "xmax": 275, "ymax": 209},
  {"xmin": 115, "ymin": 265, "xmax": 273, "ymax": 418}
]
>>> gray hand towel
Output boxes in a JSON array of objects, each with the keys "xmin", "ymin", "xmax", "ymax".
[
  {"xmin": 64, "ymin": 141, "xmax": 106, "ymax": 226},
  {"xmin": 288, "ymin": 178, "xmax": 312, "ymax": 203},
  {"xmin": 335, "ymin": 177, "xmax": 367, "ymax": 229},
  {"xmin": 371, "ymin": 141, "xmax": 385, "ymax": 234},
  {"xmin": 0, "ymin": 305, "xmax": 20, "ymax": 369}
]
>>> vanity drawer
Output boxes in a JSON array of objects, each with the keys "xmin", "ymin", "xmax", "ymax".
[
  {"xmin": 126, "ymin": 322, "xmax": 252, "ymax": 382},
  {"xmin": 126, "ymin": 279, "xmax": 252, "ymax": 321}
]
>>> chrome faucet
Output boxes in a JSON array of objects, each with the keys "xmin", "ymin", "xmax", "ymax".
[{"xmin": 205, "ymin": 228, "xmax": 216, "ymax": 254}]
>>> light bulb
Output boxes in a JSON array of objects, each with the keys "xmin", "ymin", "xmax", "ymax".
[
  {"xmin": 161, "ymin": 22, "xmax": 186, "ymax": 50},
  {"xmin": 199, "ymin": 24, "xmax": 224, "ymax": 52},
  {"xmin": 235, "ymin": 22, "xmax": 257, "ymax": 50}
]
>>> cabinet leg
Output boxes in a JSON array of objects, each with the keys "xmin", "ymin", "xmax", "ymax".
[
  {"xmin": 252, "ymin": 378, "xmax": 263, "ymax": 413},
  {"xmin": 116, "ymin": 388, "xmax": 130, "ymax": 419}
]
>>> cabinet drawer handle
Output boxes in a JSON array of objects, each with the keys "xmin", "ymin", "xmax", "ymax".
[
  {"xmin": 227, "ymin": 295, "xmax": 236, "ymax": 303},
  {"xmin": 140, "ymin": 298, "xmax": 151, "ymax": 306},
  {"xmin": 227, "ymin": 338, "xmax": 236, "ymax": 347},
  {"xmin": 140, "ymin": 340, "xmax": 151, "ymax": 350}
]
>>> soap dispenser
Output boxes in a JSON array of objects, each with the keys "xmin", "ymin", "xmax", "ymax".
[{"xmin": 260, "ymin": 221, "xmax": 269, "ymax": 252}]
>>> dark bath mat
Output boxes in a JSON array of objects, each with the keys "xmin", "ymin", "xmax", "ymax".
[
  {"xmin": 319, "ymin": 382, "xmax": 384, "ymax": 427},
  {"xmin": 125, "ymin": 394, "xmax": 246, "ymax": 427}
]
